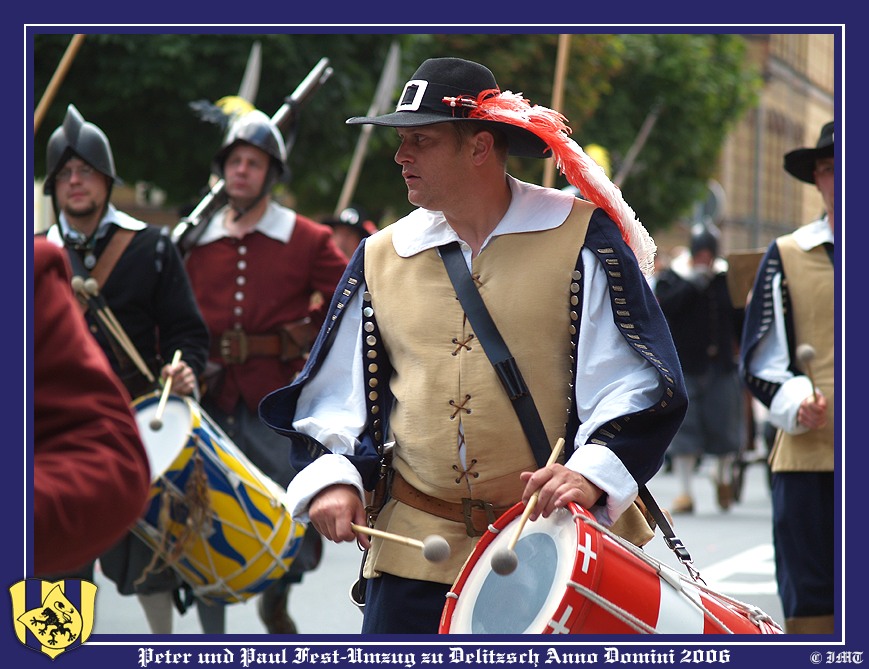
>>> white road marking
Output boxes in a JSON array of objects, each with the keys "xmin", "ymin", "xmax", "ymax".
[{"xmin": 694, "ymin": 543, "xmax": 778, "ymax": 595}]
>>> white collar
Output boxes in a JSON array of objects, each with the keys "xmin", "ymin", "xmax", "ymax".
[
  {"xmin": 196, "ymin": 201, "xmax": 296, "ymax": 245},
  {"xmin": 49, "ymin": 204, "xmax": 146, "ymax": 246},
  {"xmin": 792, "ymin": 216, "xmax": 834, "ymax": 251},
  {"xmin": 390, "ymin": 176, "xmax": 575, "ymax": 257},
  {"xmin": 668, "ymin": 249, "xmax": 729, "ymax": 279}
]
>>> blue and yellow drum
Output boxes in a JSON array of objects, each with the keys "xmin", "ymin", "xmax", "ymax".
[{"xmin": 131, "ymin": 392, "xmax": 305, "ymax": 603}]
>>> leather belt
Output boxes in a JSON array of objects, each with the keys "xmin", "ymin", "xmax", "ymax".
[
  {"xmin": 213, "ymin": 328, "xmax": 304, "ymax": 365},
  {"xmin": 390, "ymin": 470, "xmax": 513, "ymax": 537}
]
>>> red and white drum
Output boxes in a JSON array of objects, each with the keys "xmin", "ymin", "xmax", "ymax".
[{"xmin": 440, "ymin": 502, "xmax": 782, "ymax": 635}]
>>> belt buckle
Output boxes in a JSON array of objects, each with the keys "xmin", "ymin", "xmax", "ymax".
[
  {"xmin": 220, "ymin": 330, "xmax": 248, "ymax": 364},
  {"xmin": 461, "ymin": 498, "xmax": 496, "ymax": 537}
]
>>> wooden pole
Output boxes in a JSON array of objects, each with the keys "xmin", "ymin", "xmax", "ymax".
[
  {"xmin": 335, "ymin": 42, "xmax": 401, "ymax": 214},
  {"xmin": 543, "ymin": 34, "xmax": 571, "ymax": 189},
  {"xmin": 612, "ymin": 101, "xmax": 663, "ymax": 188},
  {"xmin": 34, "ymin": 34, "xmax": 86, "ymax": 135}
]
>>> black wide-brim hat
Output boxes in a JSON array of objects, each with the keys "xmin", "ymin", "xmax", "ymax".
[
  {"xmin": 346, "ymin": 57, "xmax": 550, "ymax": 159},
  {"xmin": 784, "ymin": 121, "xmax": 834, "ymax": 183},
  {"xmin": 324, "ymin": 206, "xmax": 379, "ymax": 238}
]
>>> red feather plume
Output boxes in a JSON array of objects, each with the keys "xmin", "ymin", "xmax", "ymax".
[{"xmin": 466, "ymin": 89, "xmax": 657, "ymax": 277}]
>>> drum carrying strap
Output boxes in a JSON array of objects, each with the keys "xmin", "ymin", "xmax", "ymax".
[
  {"xmin": 439, "ymin": 241, "xmax": 696, "ymax": 574},
  {"xmin": 65, "ymin": 230, "xmax": 148, "ymax": 382}
]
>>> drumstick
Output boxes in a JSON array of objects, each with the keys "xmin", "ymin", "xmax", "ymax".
[
  {"xmin": 149, "ymin": 349, "xmax": 182, "ymax": 431},
  {"xmin": 350, "ymin": 523, "xmax": 450, "ymax": 563},
  {"xmin": 84, "ymin": 278, "xmax": 154, "ymax": 382},
  {"xmin": 491, "ymin": 437, "xmax": 566, "ymax": 576},
  {"xmin": 72, "ymin": 276, "xmax": 156, "ymax": 383},
  {"xmin": 796, "ymin": 343, "xmax": 818, "ymax": 403}
]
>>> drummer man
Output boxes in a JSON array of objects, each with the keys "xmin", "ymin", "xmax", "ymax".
[
  {"xmin": 38, "ymin": 105, "xmax": 212, "ymax": 631},
  {"xmin": 259, "ymin": 57, "xmax": 687, "ymax": 633}
]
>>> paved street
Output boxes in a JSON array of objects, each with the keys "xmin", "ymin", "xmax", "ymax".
[{"xmin": 91, "ymin": 454, "xmax": 782, "ymax": 636}]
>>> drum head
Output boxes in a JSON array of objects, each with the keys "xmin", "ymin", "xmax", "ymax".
[
  {"xmin": 450, "ymin": 507, "xmax": 578, "ymax": 634},
  {"xmin": 132, "ymin": 394, "xmax": 193, "ymax": 478}
]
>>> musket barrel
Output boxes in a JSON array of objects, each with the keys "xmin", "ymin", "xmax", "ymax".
[
  {"xmin": 271, "ymin": 58, "xmax": 333, "ymax": 132},
  {"xmin": 171, "ymin": 178, "xmax": 227, "ymax": 248}
]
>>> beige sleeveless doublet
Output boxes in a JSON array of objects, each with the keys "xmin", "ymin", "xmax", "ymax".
[
  {"xmin": 769, "ymin": 235, "xmax": 835, "ymax": 472},
  {"xmin": 361, "ymin": 201, "xmax": 594, "ymax": 582}
]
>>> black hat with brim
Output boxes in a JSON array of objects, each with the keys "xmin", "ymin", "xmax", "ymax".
[
  {"xmin": 784, "ymin": 121, "xmax": 834, "ymax": 184},
  {"xmin": 324, "ymin": 206, "xmax": 378, "ymax": 238},
  {"xmin": 346, "ymin": 57, "xmax": 550, "ymax": 159}
]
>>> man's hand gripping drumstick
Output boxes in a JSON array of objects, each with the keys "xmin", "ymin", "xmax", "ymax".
[
  {"xmin": 309, "ymin": 483, "xmax": 451, "ymax": 562},
  {"xmin": 796, "ymin": 343, "xmax": 828, "ymax": 430},
  {"xmin": 491, "ymin": 437, "xmax": 566, "ymax": 575},
  {"xmin": 149, "ymin": 349, "xmax": 182, "ymax": 431}
]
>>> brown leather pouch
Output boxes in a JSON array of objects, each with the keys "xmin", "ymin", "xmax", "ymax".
[
  {"xmin": 608, "ymin": 499, "xmax": 656, "ymax": 547},
  {"xmin": 279, "ymin": 318, "xmax": 317, "ymax": 360}
]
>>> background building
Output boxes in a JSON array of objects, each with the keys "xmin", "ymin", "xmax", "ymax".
[{"xmin": 662, "ymin": 33, "xmax": 836, "ymax": 262}]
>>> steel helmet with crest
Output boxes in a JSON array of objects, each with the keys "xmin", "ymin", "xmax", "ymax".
[
  {"xmin": 43, "ymin": 104, "xmax": 120, "ymax": 197},
  {"xmin": 212, "ymin": 109, "xmax": 288, "ymax": 219},
  {"xmin": 212, "ymin": 109, "xmax": 288, "ymax": 179}
]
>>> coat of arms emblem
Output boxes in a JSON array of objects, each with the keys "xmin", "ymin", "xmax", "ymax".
[{"xmin": 9, "ymin": 579, "xmax": 96, "ymax": 658}]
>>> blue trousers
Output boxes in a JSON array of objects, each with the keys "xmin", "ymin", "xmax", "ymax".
[
  {"xmin": 361, "ymin": 573, "xmax": 450, "ymax": 634},
  {"xmin": 771, "ymin": 471, "xmax": 835, "ymax": 618}
]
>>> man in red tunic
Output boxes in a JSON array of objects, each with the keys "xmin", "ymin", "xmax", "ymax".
[{"xmin": 184, "ymin": 110, "xmax": 348, "ymax": 633}]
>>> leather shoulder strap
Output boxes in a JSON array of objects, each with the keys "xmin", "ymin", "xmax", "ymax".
[
  {"xmin": 439, "ymin": 241, "xmax": 553, "ymax": 469},
  {"xmin": 91, "ymin": 228, "xmax": 135, "ymax": 289}
]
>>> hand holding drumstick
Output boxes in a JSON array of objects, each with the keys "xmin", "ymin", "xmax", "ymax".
[
  {"xmin": 796, "ymin": 344, "xmax": 828, "ymax": 430},
  {"xmin": 310, "ymin": 483, "xmax": 451, "ymax": 563},
  {"xmin": 149, "ymin": 350, "xmax": 182, "ymax": 431},
  {"xmin": 492, "ymin": 437, "xmax": 566, "ymax": 575},
  {"xmin": 160, "ymin": 349, "xmax": 197, "ymax": 397}
]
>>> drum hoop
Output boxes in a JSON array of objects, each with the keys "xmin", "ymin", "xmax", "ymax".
[{"xmin": 446, "ymin": 503, "xmax": 585, "ymax": 634}]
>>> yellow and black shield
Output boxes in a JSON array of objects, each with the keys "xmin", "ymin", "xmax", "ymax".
[{"xmin": 9, "ymin": 579, "xmax": 97, "ymax": 658}]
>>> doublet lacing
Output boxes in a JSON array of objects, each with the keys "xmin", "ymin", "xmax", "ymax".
[
  {"xmin": 449, "ymin": 394, "xmax": 472, "ymax": 419},
  {"xmin": 328, "ymin": 276, "xmax": 359, "ymax": 332},
  {"xmin": 451, "ymin": 334, "xmax": 475, "ymax": 355},
  {"xmin": 452, "ymin": 459, "xmax": 479, "ymax": 483}
]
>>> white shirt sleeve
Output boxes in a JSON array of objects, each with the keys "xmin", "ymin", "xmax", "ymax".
[
  {"xmin": 285, "ymin": 288, "xmax": 368, "ymax": 519},
  {"xmin": 567, "ymin": 248, "xmax": 664, "ymax": 526},
  {"xmin": 745, "ymin": 271, "xmax": 811, "ymax": 435}
]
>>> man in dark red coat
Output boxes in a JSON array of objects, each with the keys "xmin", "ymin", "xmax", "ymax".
[
  {"xmin": 184, "ymin": 109, "xmax": 348, "ymax": 633},
  {"xmin": 33, "ymin": 237, "xmax": 151, "ymax": 576}
]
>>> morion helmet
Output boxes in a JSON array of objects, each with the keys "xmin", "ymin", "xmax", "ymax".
[
  {"xmin": 44, "ymin": 104, "xmax": 118, "ymax": 196},
  {"xmin": 212, "ymin": 109, "xmax": 288, "ymax": 179}
]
